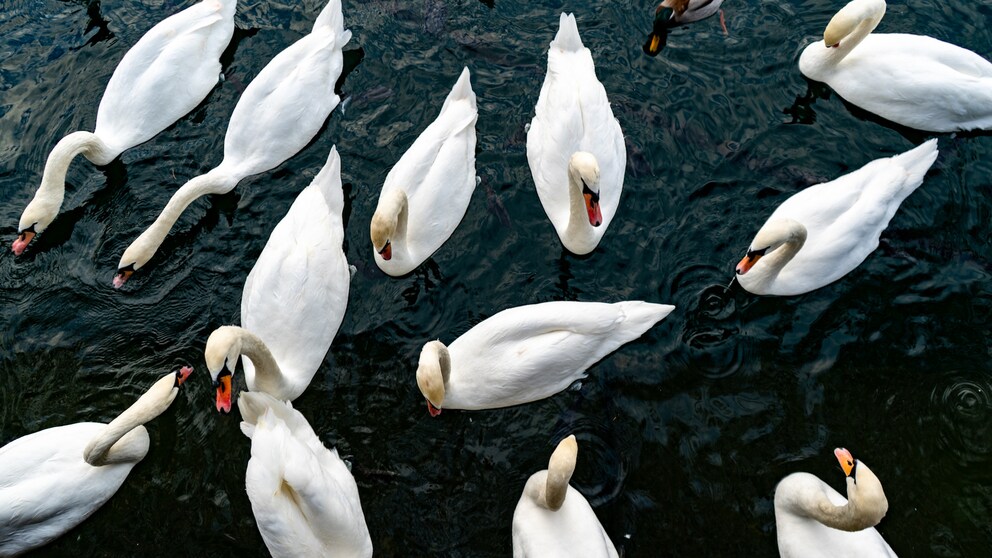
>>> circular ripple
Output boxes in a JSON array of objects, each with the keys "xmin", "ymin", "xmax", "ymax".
[{"xmin": 930, "ymin": 375, "xmax": 992, "ymax": 472}]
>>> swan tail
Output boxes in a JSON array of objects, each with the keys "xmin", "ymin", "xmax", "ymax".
[
  {"xmin": 890, "ymin": 138, "xmax": 939, "ymax": 191},
  {"xmin": 615, "ymin": 301, "xmax": 676, "ymax": 335},
  {"xmin": 312, "ymin": 0, "xmax": 352, "ymax": 49},
  {"xmin": 551, "ymin": 13, "xmax": 585, "ymax": 52},
  {"xmin": 238, "ymin": 391, "xmax": 296, "ymax": 436},
  {"xmin": 310, "ymin": 145, "xmax": 345, "ymax": 213},
  {"xmin": 439, "ymin": 67, "xmax": 478, "ymax": 116}
]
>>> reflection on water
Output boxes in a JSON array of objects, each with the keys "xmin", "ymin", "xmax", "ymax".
[{"xmin": 1, "ymin": 0, "xmax": 991, "ymax": 556}]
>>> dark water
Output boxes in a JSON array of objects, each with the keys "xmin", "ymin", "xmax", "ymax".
[{"xmin": 1, "ymin": 0, "xmax": 991, "ymax": 555}]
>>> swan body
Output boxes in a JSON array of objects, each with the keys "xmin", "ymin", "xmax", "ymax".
[
  {"xmin": 370, "ymin": 67, "xmax": 477, "ymax": 276},
  {"xmin": 13, "ymin": 0, "xmax": 235, "ymax": 255},
  {"xmin": 415, "ymin": 301, "xmax": 674, "ymax": 414},
  {"xmin": 237, "ymin": 392, "xmax": 373, "ymax": 558},
  {"xmin": 116, "ymin": 0, "xmax": 351, "ymax": 286},
  {"xmin": 0, "ymin": 367, "xmax": 192, "ymax": 556},
  {"xmin": 798, "ymin": 0, "xmax": 992, "ymax": 132},
  {"xmin": 527, "ymin": 13, "xmax": 625, "ymax": 255},
  {"xmin": 205, "ymin": 146, "xmax": 350, "ymax": 411},
  {"xmin": 734, "ymin": 139, "xmax": 938, "ymax": 296},
  {"xmin": 775, "ymin": 448, "xmax": 896, "ymax": 558},
  {"xmin": 512, "ymin": 435, "xmax": 618, "ymax": 558}
]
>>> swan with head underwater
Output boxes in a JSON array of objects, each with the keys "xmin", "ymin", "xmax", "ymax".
[
  {"xmin": 0, "ymin": 366, "xmax": 192, "ymax": 556},
  {"xmin": 114, "ymin": 0, "xmax": 351, "ymax": 288},
  {"xmin": 204, "ymin": 146, "xmax": 350, "ymax": 412},
  {"xmin": 527, "ymin": 13, "xmax": 625, "ymax": 256},
  {"xmin": 12, "ymin": 0, "xmax": 235, "ymax": 256},
  {"xmin": 369, "ymin": 67, "xmax": 478, "ymax": 276},
  {"xmin": 775, "ymin": 448, "xmax": 897, "ymax": 557},
  {"xmin": 799, "ymin": 0, "xmax": 992, "ymax": 132},
  {"xmin": 734, "ymin": 139, "xmax": 938, "ymax": 296},
  {"xmin": 511, "ymin": 435, "xmax": 619, "ymax": 557},
  {"xmin": 236, "ymin": 391, "xmax": 373, "ymax": 558},
  {"xmin": 416, "ymin": 300, "xmax": 675, "ymax": 415}
]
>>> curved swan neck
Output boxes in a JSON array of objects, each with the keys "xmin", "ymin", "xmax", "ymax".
[
  {"xmin": 800, "ymin": 476, "xmax": 887, "ymax": 531},
  {"xmin": 232, "ymin": 327, "xmax": 288, "ymax": 397},
  {"xmin": 379, "ymin": 188, "xmax": 409, "ymax": 256},
  {"xmin": 564, "ymin": 156, "xmax": 598, "ymax": 246},
  {"xmin": 743, "ymin": 220, "xmax": 807, "ymax": 292},
  {"xmin": 823, "ymin": 0, "xmax": 885, "ymax": 61},
  {"xmin": 83, "ymin": 373, "xmax": 179, "ymax": 466}
]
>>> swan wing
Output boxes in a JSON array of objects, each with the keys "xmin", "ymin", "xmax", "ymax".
[
  {"xmin": 94, "ymin": 0, "xmax": 235, "ymax": 152},
  {"xmin": 245, "ymin": 402, "xmax": 372, "ymax": 558},
  {"xmin": 0, "ymin": 424, "xmax": 136, "ymax": 556},
  {"xmin": 241, "ymin": 147, "xmax": 350, "ymax": 400},
  {"xmin": 447, "ymin": 301, "xmax": 674, "ymax": 409},
  {"xmin": 379, "ymin": 67, "xmax": 478, "ymax": 268},
  {"xmin": 220, "ymin": 0, "xmax": 351, "ymax": 178}
]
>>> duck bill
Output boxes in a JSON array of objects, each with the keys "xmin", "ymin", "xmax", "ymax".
[
  {"xmin": 644, "ymin": 31, "xmax": 666, "ymax": 56},
  {"xmin": 834, "ymin": 447, "xmax": 855, "ymax": 477},
  {"xmin": 584, "ymin": 194, "xmax": 603, "ymax": 227},
  {"xmin": 378, "ymin": 241, "xmax": 392, "ymax": 261},
  {"xmin": 113, "ymin": 269, "xmax": 134, "ymax": 289},
  {"xmin": 427, "ymin": 400, "xmax": 442, "ymax": 417},
  {"xmin": 215, "ymin": 375, "xmax": 232, "ymax": 414},
  {"xmin": 735, "ymin": 253, "xmax": 762, "ymax": 275},
  {"xmin": 12, "ymin": 230, "xmax": 35, "ymax": 255}
]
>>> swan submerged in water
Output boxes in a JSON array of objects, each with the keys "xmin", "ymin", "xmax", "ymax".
[
  {"xmin": 205, "ymin": 147, "xmax": 350, "ymax": 412},
  {"xmin": 799, "ymin": 0, "xmax": 992, "ymax": 132},
  {"xmin": 238, "ymin": 392, "xmax": 373, "ymax": 558},
  {"xmin": 735, "ymin": 139, "xmax": 938, "ymax": 296},
  {"xmin": 370, "ymin": 67, "xmax": 478, "ymax": 276},
  {"xmin": 527, "ymin": 13, "xmax": 625, "ymax": 256},
  {"xmin": 0, "ymin": 367, "xmax": 192, "ymax": 556},
  {"xmin": 115, "ymin": 0, "xmax": 351, "ymax": 287},
  {"xmin": 511, "ymin": 435, "xmax": 619, "ymax": 558},
  {"xmin": 12, "ymin": 0, "xmax": 235, "ymax": 256},
  {"xmin": 415, "ymin": 301, "xmax": 674, "ymax": 415},
  {"xmin": 775, "ymin": 448, "xmax": 897, "ymax": 557}
]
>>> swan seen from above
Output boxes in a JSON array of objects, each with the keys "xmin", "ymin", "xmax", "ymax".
[
  {"xmin": 511, "ymin": 435, "xmax": 618, "ymax": 558},
  {"xmin": 798, "ymin": 0, "xmax": 992, "ymax": 132},
  {"xmin": 115, "ymin": 0, "xmax": 352, "ymax": 287},
  {"xmin": 416, "ymin": 300, "xmax": 675, "ymax": 415},
  {"xmin": 237, "ymin": 391, "xmax": 373, "ymax": 558},
  {"xmin": 0, "ymin": 367, "xmax": 193, "ymax": 556},
  {"xmin": 12, "ymin": 0, "xmax": 235, "ymax": 256},
  {"xmin": 644, "ymin": 0, "xmax": 727, "ymax": 55},
  {"xmin": 370, "ymin": 67, "xmax": 477, "ymax": 276},
  {"xmin": 205, "ymin": 146, "xmax": 350, "ymax": 412},
  {"xmin": 527, "ymin": 13, "xmax": 626, "ymax": 256},
  {"xmin": 775, "ymin": 448, "xmax": 897, "ymax": 557},
  {"xmin": 734, "ymin": 139, "xmax": 938, "ymax": 296}
]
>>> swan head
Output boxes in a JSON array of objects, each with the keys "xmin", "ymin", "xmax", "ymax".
[
  {"xmin": 370, "ymin": 212, "xmax": 395, "ymax": 261},
  {"xmin": 205, "ymin": 326, "xmax": 243, "ymax": 414},
  {"xmin": 416, "ymin": 340, "xmax": 450, "ymax": 417},
  {"xmin": 835, "ymin": 448, "xmax": 889, "ymax": 528},
  {"xmin": 823, "ymin": 0, "xmax": 886, "ymax": 48},
  {"xmin": 12, "ymin": 198, "xmax": 57, "ymax": 255},
  {"xmin": 114, "ymin": 236, "xmax": 157, "ymax": 289},
  {"xmin": 371, "ymin": 189, "xmax": 408, "ymax": 262},
  {"xmin": 735, "ymin": 218, "xmax": 806, "ymax": 275},
  {"xmin": 568, "ymin": 152, "xmax": 602, "ymax": 227}
]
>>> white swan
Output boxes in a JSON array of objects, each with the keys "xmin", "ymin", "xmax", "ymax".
[
  {"xmin": 370, "ymin": 66, "xmax": 477, "ymax": 276},
  {"xmin": 527, "ymin": 13, "xmax": 626, "ymax": 256},
  {"xmin": 12, "ymin": 0, "xmax": 235, "ymax": 256},
  {"xmin": 205, "ymin": 146, "xmax": 349, "ymax": 412},
  {"xmin": 775, "ymin": 448, "xmax": 897, "ymax": 557},
  {"xmin": 237, "ymin": 391, "xmax": 373, "ymax": 558},
  {"xmin": 0, "ymin": 367, "xmax": 192, "ymax": 556},
  {"xmin": 734, "ymin": 139, "xmax": 938, "ymax": 296},
  {"xmin": 415, "ymin": 300, "xmax": 674, "ymax": 415},
  {"xmin": 511, "ymin": 435, "xmax": 618, "ymax": 558},
  {"xmin": 798, "ymin": 0, "xmax": 992, "ymax": 132},
  {"xmin": 115, "ymin": 0, "xmax": 351, "ymax": 287}
]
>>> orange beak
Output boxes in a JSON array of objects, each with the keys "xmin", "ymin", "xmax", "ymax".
[
  {"xmin": 378, "ymin": 241, "xmax": 392, "ymax": 261},
  {"xmin": 215, "ymin": 374, "xmax": 232, "ymax": 413},
  {"xmin": 113, "ymin": 269, "xmax": 134, "ymax": 289},
  {"xmin": 584, "ymin": 193, "xmax": 602, "ymax": 227},
  {"xmin": 427, "ymin": 400, "xmax": 441, "ymax": 417},
  {"xmin": 176, "ymin": 366, "xmax": 193, "ymax": 386},
  {"xmin": 736, "ymin": 253, "xmax": 762, "ymax": 275},
  {"xmin": 12, "ymin": 230, "xmax": 35, "ymax": 255},
  {"xmin": 834, "ymin": 447, "xmax": 855, "ymax": 477}
]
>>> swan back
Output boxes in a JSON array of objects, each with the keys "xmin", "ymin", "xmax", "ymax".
[
  {"xmin": 240, "ymin": 393, "xmax": 373, "ymax": 558},
  {"xmin": 527, "ymin": 13, "xmax": 625, "ymax": 254},
  {"xmin": 94, "ymin": 0, "xmax": 235, "ymax": 154},
  {"xmin": 219, "ymin": 0, "xmax": 351, "ymax": 179},
  {"xmin": 443, "ymin": 301, "xmax": 674, "ymax": 410},
  {"xmin": 374, "ymin": 67, "xmax": 478, "ymax": 275},
  {"xmin": 241, "ymin": 146, "xmax": 350, "ymax": 400}
]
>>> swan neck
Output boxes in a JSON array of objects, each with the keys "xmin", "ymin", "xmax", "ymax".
[
  {"xmin": 745, "ymin": 224, "xmax": 807, "ymax": 292},
  {"xmin": 83, "ymin": 374, "xmax": 178, "ymax": 466},
  {"xmin": 432, "ymin": 341, "xmax": 451, "ymax": 385},
  {"xmin": 806, "ymin": 480, "xmax": 885, "ymax": 531},
  {"xmin": 827, "ymin": 0, "xmax": 885, "ymax": 62},
  {"xmin": 27, "ymin": 132, "xmax": 113, "ymax": 230},
  {"xmin": 382, "ymin": 189, "xmax": 409, "ymax": 257},
  {"xmin": 237, "ymin": 328, "xmax": 289, "ymax": 397},
  {"xmin": 563, "ymin": 161, "xmax": 595, "ymax": 244}
]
